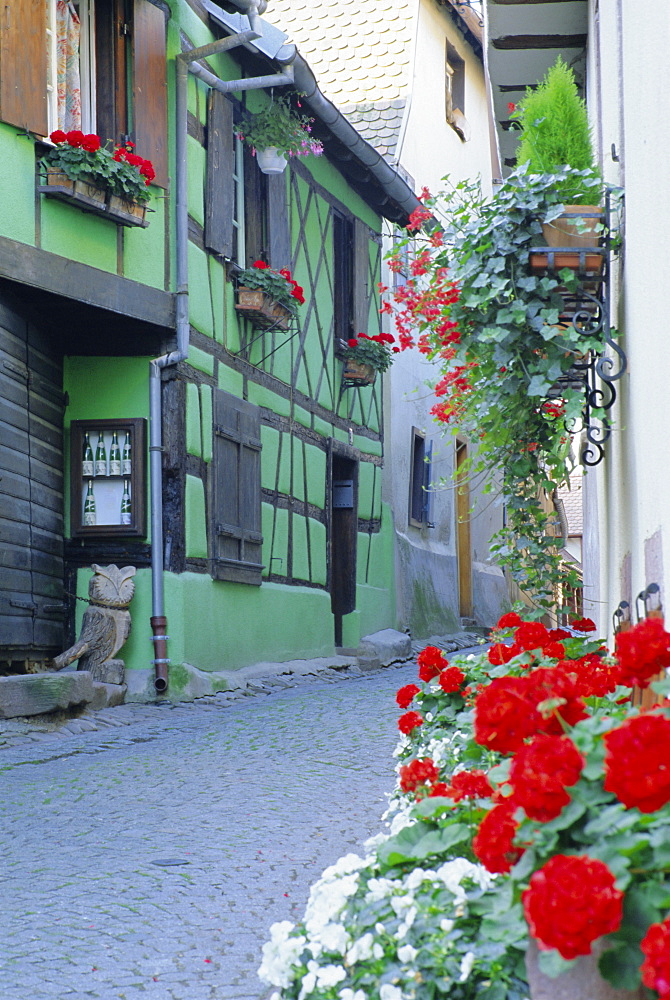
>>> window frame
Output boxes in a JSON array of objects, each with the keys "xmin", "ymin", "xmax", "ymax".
[{"xmin": 408, "ymin": 428, "xmax": 433, "ymax": 528}]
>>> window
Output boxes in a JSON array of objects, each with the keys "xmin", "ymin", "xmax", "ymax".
[
  {"xmin": 232, "ymin": 136, "xmax": 246, "ymax": 266},
  {"xmin": 445, "ymin": 41, "xmax": 469, "ymax": 141},
  {"xmin": 211, "ymin": 390, "xmax": 264, "ymax": 585},
  {"xmin": 0, "ymin": 0, "xmax": 167, "ymax": 185},
  {"xmin": 333, "ymin": 211, "xmax": 354, "ymax": 347},
  {"xmin": 409, "ymin": 429, "xmax": 432, "ymax": 527}
]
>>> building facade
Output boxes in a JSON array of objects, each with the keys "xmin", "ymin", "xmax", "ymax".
[{"xmin": 0, "ymin": 0, "xmax": 419, "ymax": 699}]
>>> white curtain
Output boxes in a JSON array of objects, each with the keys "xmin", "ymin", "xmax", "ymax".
[{"xmin": 56, "ymin": 1, "xmax": 81, "ymax": 131}]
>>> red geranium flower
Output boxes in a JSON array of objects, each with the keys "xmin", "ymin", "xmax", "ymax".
[
  {"xmin": 522, "ymin": 855, "xmax": 623, "ymax": 960},
  {"xmin": 447, "ymin": 769, "xmax": 493, "ymax": 802},
  {"xmin": 603, "ymin": 713, "xmax": 670, "ymax": 812},
  {"xmin": 474, "ymin": 676, "xmax": 540, "ymax": 753},
  {"xmin": 509, "ymin": 734, "xmax": 584, "ymax": 822},
  {"xmin": 571, "ymin": 617, "xmax": 597, "ymax": 632},
  {"xmin": 513, "ymin": 621, "xmax": 550, "ymax": 653},
  {"xmin": 398, "ymin": 710, "xmax": 424, "ymax": 735},
  {"xmin": 547, "ymin": 628, "xmax": 571, "ymax": 641},
  {"xmin": 253, "ymin": 260, "xmax": 269, "ymax": 270},
  {"xmin": 497, "ymin": 611, "xmax": 522, "ymax": 630},
  {"xmin": 487, "ymin": 643, "xmax": 515, "ymax": 666},
  {"xmin": 396, "ymin": 683, "xmax": 420, "ymax": 709},
  {"xmin": 417, "ymin": 645, "xmax": 447, "ymax": 682},
  {"xmin": 348, "ymin": 338, "xmax": 359, "ymax": 348},
  {"xmin": 66, "ymin": 129, "xmax": 85, "ymax": 147},
  {"xmin": 523, "ymin": 665, "xmax": 588, "ymax": 734},
  {"xmin": 81, "ymin": 133, "xmax": 101, "ymax": 153},
  {"xmin": 399, "ymin": 757, "xmax": 440, "ymax": 793},
  {"xmin": 438, "ymin": 665, "xmax": 465, "ymax": 693},
  {"xmin": 640, "ymin": 917, "xmax": 670, "ymax": 998},
  {"xmin": 49, "ymin": 129, "xmax": 67, "ymax": 144},
  {"xmin": 473, "ymin": 801, "xmax": 524, "ymax": 873},
  {"xmin": 615, "ymin": 616, "xmax": 670, "ymax": 688},
  {"xmin": 541, "ymin": 641, "xmax": 565, "ymax": 659}
]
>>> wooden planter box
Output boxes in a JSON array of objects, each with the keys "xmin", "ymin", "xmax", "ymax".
[
  {"xmin": 235, "ymin": 287, "xmax": 292, "ymax": 331},
  {"xmin": 39, "ymin": 169, "xmax": 149, "ymax": 228},
  {"xmin": 342, "ymin": 359, "xmax": 377, "ymax": 386},
  {"xmin": 530, "ymin": 249, "xmax": 605, "ymax": 275}
]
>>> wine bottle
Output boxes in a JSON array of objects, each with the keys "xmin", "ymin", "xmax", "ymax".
[
  {"xmin": 120, "ymin": 479, "xmax": 132, "ymax": 526},
  {"xmin": 94, "ymin": 432, "xmax": 107, "ymax": 476},
  {"xmin": 82, "ymin": 432, "xmax": 94, "ymax": 477},
  {"xmin": 109, "ymin": 431, "xmax": 121, "ymax": 476},
  {"xmin": 122, "ymin": 431, "xmax": 132, "ymax": 476},
  {"xmin": 84, "ymin": 480, "xmax": 96, "ymax": 526}
]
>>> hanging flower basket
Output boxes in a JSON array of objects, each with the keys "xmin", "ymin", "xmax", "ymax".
[
  {"xmin": 235, "ymin": 287, "xmax": 292, "ymax": 331},
  {"xmin": 255, "ymin": 147, "xmax": 288, "ymax": 175}
]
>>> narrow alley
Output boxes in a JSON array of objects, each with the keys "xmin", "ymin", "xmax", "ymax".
[{"xmin": 0, "ymin": 661, "xmax": 421, "ymax": 1000}]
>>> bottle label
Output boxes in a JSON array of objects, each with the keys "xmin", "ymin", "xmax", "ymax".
[
  {"xmin": 110, "ymin": 459, "xmax": 122, "ymax": 476},
  {"xmin": 120, "ymin": 512, "xmax": 132, "ymax": 526},
  {"xmin": 122, "ymin": 459, "xmax": 132, "ymax": 476},
  {"xmin": 82, "ymin": 460, "xmax": 94, "ymax": 476},
  {"xmin": 84, "ymin": 511, "xmax": 96, "ymax": 527},
  {"xmin": 95, "ymin": 460, "xmax": 107, "ymax": 476}
]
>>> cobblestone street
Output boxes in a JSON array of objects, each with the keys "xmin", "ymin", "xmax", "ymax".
[{"xmin": 0, "ymin": 660, "xmax": 429, "ymax": 1000}]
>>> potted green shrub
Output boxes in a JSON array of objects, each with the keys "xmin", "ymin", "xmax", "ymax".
[
  {"xmin": 237, "ymin": 95, "xmax": 323, "ymax": 175},
  {"xmin": 342, "ymin": 333, "xmax": 398, "ymax": 386},
  {"xmin": 511, "ymin": 57, "xmax": 602, "ymax": 248}
]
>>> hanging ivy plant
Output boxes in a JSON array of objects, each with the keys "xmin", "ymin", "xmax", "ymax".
[{"xmin": 384, "ymin": 166, "xmax": 614, "ymax": 609}]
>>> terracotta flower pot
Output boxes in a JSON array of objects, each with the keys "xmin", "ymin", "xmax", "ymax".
[
  {"xmin": 525, "ymin": 940, "xmax": 645, "ymax": 1000},
  {"xmin": 235, "ymin": 287, "xmax": 292, "ymax": 331}
]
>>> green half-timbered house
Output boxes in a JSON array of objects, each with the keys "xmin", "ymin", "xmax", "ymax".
[{"xmin": 0, "ymin": 0, "xmax": 419, "ymax": 699}]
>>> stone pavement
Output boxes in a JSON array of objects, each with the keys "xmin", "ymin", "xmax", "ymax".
[{"xmin": 0, "ymin": 641, "xmax": 483, "ymax": 1000}]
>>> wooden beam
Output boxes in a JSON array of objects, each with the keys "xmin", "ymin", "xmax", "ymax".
[
  {"xmin": 0, "ymin": 236, "xmax": 175, "ymax": 329},
  {"xmin": 491, "ymin": 33, "xmax": 587, "ymax": 49}
]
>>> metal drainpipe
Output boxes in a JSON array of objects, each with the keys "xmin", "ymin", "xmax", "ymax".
[{"xmin": 148, "ymin": 9, "xmax": 295, "ymax": 693}]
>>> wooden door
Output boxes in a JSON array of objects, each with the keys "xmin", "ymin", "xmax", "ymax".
[
  {"xmin": 0, "ymin": 297, "xmax": 66, "ymax": 664},
  {"xmin": 456, "ymin": 440, "xmax": 473, "ymax": 620}
]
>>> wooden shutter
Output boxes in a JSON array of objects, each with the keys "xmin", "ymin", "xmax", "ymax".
[
  {"xmin": 211, "ymin": 390, "xmax": 264, "ymax": 585},
  {"xmin": 352, "ymin": 219, "xmax": 371, "ymax": 334},
  {"xmin": 205, "ymin": 91, "xmax": 234, "ymax": 257},
  {"xmin": 267, "ymin": 172, "xmax": 291, "ymax": 270},
  {"xmin": 0, "ymin": 0, "xmax": 47, "ymax": 134},
  {"xmin": 133, "ymin": 0, "xmax": 168, "ymax": 188}
]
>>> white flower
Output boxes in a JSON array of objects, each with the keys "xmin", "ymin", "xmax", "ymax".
[
  {"xmin": 365, "ymin": 877, "xmax": 398, "ymax": 902},
  {"xmin": 459, "ymin": 951, "xmax": 475, "ymax": 982},
  {"xmin": 390, "ymin": 895, "xmax": 414, "ymax": 916},
  {"xmin": 315, "ymin": 964, "xmax": 347, "ymax": 987},
  {"xmin": 404, "ymin": 868, "xmax": 427, "ymax": 891},
  {"xmin": 319, "ymin": 922, "xmax": 351, "ymax": 955},
  {"xmin": 298, "ymin": 967, "xmax": 317, "ymax": 1000},
  {"xmin": 425, "ymin": 711, "xmax": 434, "ymax": 721},
  {"xmin": 395, "ymin": 906, "xmax": 417, "ymax": 939},
  {"xmin": 397, "ymin": 943, "xmax": 418, "ymax": 963},
  {"xmin": 389, "ymin": 810, "xmax": 414, "ymax": 835},
  {"xmin": 373, "ymin": 942, "xmax": 384, "ymax": 959},
  {"xmin": 380, "ymin": 985, "xmax": 404, "ymax": 1000},
  {"xmin": 345, "ymin": 932, "xmax": 375, "ymax": 964},
  {"xmin": 339, "ymin": 990, "xmax": 367, "ymax": 1000},
  {"xmin": 440, "ymin": 918, "xmax": 454, "ymax": 933},
  {"xmin": 258, "ymin": 921, "xmax": 306, "ymax": 988}
]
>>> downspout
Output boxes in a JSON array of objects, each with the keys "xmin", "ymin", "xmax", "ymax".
[{"xmin": 148, "ymin": 8, "xmax": 294, "ymax": 693}]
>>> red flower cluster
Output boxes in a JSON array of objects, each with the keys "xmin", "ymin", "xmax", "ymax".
[
  {"xmin": 615, "ymin": 616, "xmax": 670, "ymax": 688},
  {"xmin": 641, "ymin": 917, "xmax": 670, "ymax": 998},
  {"xmin": 251, "ymin": 261, "xmax": 305, "ymax": 305},
  {"xmin": 438, "ymin": 665, "xmax": 465, "ymax": 694},
  {"xmin": 399, "ymin": 757, "xmax": 440, "ymax": 794},
  {"xmin": 474, "ymin": 666, "xmax": 587, "ymax": 754},
  {"xmin": 472, "ymin": 801, "xmax": 524, "ymax": 873},
  {"xmin": 542, "ymin": 400, "xmax": 565, "ymax": 420},
  {"xmin": 113, "ymin": 141, "xmax": 155, "ymax": 184},
  {"xmin": 398, "ymin": 710, "xmax": 424, "ymax": 735},
  {"xmin": 562, "ymin": 654, "xmax": 620, "ymax": 698},
  {"xmin": 446, "ymin": 768, "xmax": 493, "ymax": 802},
  {"xmin": 497, "ymin": 612, "xmax": 522, "ymax": 630},
  {"xmin": 509, "ymin": 734, "xmax": 584, "ymax": 822},
  {"xmin": 571, "ymin": 617, "xmax": 597, "ymax": 632},
  {"xmin": 417, "ymin": 645, "xmax": 448, "ymax": 682},
  {"xmin": 487, "ymin": 642, "xmax": 515, "ymax": 667},
  {"xmin": 603, "ymin": 713, "xmax": 670, "ymax": 812},
  {"xmin": 522, "ymin": 855, "xmax": 623, "ymax": 960},
  {"xmin": 385, "ymin": 264, "xmax": 460, "ymax": 353},
  {"xmin": 50, "ymin": 128, "xmax": 100, "ymax": 152},
  {"xmin": 395, "ymin": 683, "xmax": 420, "ymax": 709},
  {"xmin": 406, "ymin": 205, "xmax": 433, "ymax": 232},
  {"xmin": 348, "ymin": 332, "xmax": 395, "ymax": 347}
]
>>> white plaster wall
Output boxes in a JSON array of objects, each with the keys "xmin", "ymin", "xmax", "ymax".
[
  {"xmin": 582, "ymin": 0, "xmax": 670, "ymax": 636},
  {"xmin": 384, "ymin": 1, "xmax": 504, "ymax": 632}
]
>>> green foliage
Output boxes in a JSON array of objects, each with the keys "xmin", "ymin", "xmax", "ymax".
[
  {"xmin": 344, "ymin": 334, "xmax": 396, "ymax": 373},
  {"xmin": 236, "ymin": 262, "xmax": 304, "ymax": 315},
  {"xmin": 513, "ymin": 57, "xmax": 599, "ymax": 205},
  {"xmin": 389, "ymin": 167, "xmax": 609, "ymax": 609},
  {"xmin": 237, "ymin": 94, "xmax": 323, "ymax": 157},
  {"xmin": 42, "ymin": 141, "xmax": 153, "ymax": 203}
]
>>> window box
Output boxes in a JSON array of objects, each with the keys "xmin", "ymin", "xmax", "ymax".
[
  {"xmin": 235, "ymin": 287, "xmax": 292, "ymax": 331},
  {"xmin": 39, "ymin": 169, "xmax": 149, "ymax": 228},
  {"xmin": 342, "ymin": 359, "xmax": 377, "ymax": 386}
]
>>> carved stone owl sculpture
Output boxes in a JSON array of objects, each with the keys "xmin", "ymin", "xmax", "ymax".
[{"xmin": 53, "ymin": 565, "xmax": 136, "ymax": 682}]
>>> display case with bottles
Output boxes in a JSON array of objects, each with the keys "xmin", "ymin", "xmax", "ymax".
[{"xmin": 70, "ymin": 419, "xmax": 147, "ymax": 537}]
